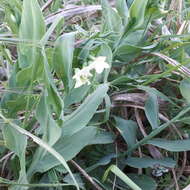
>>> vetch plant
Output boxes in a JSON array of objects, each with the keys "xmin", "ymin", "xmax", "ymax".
[{"xmin": 1, "ymin": 0, "xmax": 190, "ymax": 189}]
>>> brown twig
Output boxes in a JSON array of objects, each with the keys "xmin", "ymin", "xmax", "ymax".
[
  {"xmin": 70, "ymin": 160, "xmax": 103, "ymax": 190},
  {"xmin": 111, "ymin": 92, "xmax": 167, "ymax": 109},
  {"xmin": 171, "ymin": 168, "xmax": 180, "ymax": 190},
  {"xmin": 0, "ymin": 152, "xmax": 13, "ymax": 163},
  {"xmin": 45, "ymin": 5, "xmax": 102, "ymax": 25},
  {"xmin": 137, "ymin": 146, "xmax": 143, "ymax": 175},
  {"xmin": 134, "ymin": 108, "xmax": 163, "ymax": 159},
  {"xmin": 152, "ymin": 52, "xmax": 190, "ymax": 77},
  {"xmin": 42, "ymin": 0, "xmax": 54, "ymax": 12},
  {"xmin": 134, "ymin": 108, "xmax": 147, "ymax": 137},
  {"xmin": 0, "ymin": 152, "xmax": 13, "ymax": 177}
]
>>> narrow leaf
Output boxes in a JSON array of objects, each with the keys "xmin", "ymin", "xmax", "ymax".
[
  {"xmin": 147, "ymin": 138, "xmax": 190, "ymax": 152},
  {"xmin": 41, "ymin": 16, "xmax": 63, "ymax": 46},
  {"xmin": 19, "ymin": 0, "xmax": 45, "ymax": 68},
  {"xmin": 103, "ymin": 165, "xmax": 142, "ymax": 190},
  {"xmin": 126, "ymin": 157, "xmax": 176, "ymax": 168}
]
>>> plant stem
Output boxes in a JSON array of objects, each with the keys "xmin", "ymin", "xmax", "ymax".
[{"xmin": 70, "ymin": 160, "xmax": 103, "ymax": 190}]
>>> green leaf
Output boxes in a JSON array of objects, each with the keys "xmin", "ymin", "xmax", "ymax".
[
  {"xmin": 53, "ymin": 32, "xmax": 75, "ymax": 92},
  {"xmin": 0, "ymin": 113, "xmax": 79, "ymax": 190},
  {"xmin": 4, "ymin": 8, "xmax": 19, "ymax": 34},
  {"xmin": 97, "ymin": 43, "xmax": 112, "ymax": 82},
  {"xmin": 16, "ymin": 61, "xmax": 43, "ymax": 87},
  {"xmin": 129, "ymin": 0, "xmax": 149, "ymax": 29},
  {"xmin": 116, "ymin": 0, "xmax": 129, "ymax": 26},
  {"xmin": 126, "ymin": 157, "xmax": 176, "ymax": 168},
  {"xmin": 35, "ymin": 127, "xmax": 98, "ymax": 172},
  {"xmin": 34, "ymin": 127, "xmax": 114, "ymax": 173},
  {"xmin": 86, "ymin": 153, "xmax": 116, "ymax": 172},
  {"xmin": 114, "ymin": 117, "xmax": 137, "ymax": 149},
  {"xmin": 64, "ymin": 84, "xmax": 91, "ymax": 108},
  {"xmin": 180, "ymin": 78, "xmax": 190, "ymax": 103},
  {"xmin": 18, "ymin": 0, "xmax": 45, "ymax": 68},
  {"xmin": 42, "ymin": 49, "xmax": 64, "ymax": 118},
  {"xmin": 90, "ymin": 130, "xmax": 115, "ymax": 144},
  {"xmin": 137, "ymin": 85, "xmax": 175, "ymax": 106},
  {"xmin": 63, "ymin": 174, "xmax": 85, "ymax": 189},
  {"xmin": 3, "ymin": 95, "xmax": 36, "ymax": 117},
  {"xmin": 147, "ymin": 138, "xmax": 190, "ymax": 152},
  {"xmin": 101, "ymin": 0, "xmax": 122, "ymax": 33},
  {"xmin": 41, "ymin": 16, "xmax": 64, "ymax": 46},
  {"xmin": 36, "ymin": 94, "xmax": 61, "ymax": 146},
  {"xmin": 3, "ymin": 123, "xmax": 28, "ymax": 190},
  {"xmin": 115, "ymin": 43, "xmax": 141, "ymax": 61},
  {"xmin": 145, "ymin": 93, "xmax": 159, "ymax": 129},
  {"xmin": 62, "ymin": 84, "xmax": 109, "ymax": 136},
  {"xmin": 103, "ymin": 165, "xmax": 142, "ymax": 190},
  {"xmin": 127, "ymin": 174, "xmax": 157, "ymax": 190},
  {"xmin": 3, "ymin": 123, "xmax": 27, "ymax": 160}
]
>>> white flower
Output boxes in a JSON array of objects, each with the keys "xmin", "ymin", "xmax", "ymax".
[
  {"xmin": 73, "ymin": 67, "xmax": 92, "ymax": 88},
  {"xmin": 90, "ymin": 56, "xmax": 110, "ymax": 74},
  {"xmin": 73, "ymin": 56, "xmax": 110, "ymax": 88}
]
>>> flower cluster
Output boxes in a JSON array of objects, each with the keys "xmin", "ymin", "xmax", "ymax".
[{"xmin": 73, "ymin": 56, "xmax": 109, "ymax": 88}]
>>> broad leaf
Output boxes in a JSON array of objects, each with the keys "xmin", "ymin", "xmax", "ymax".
[
  {"xmin": 3, "ymin": 124, "xmax": 28, "ymax": 190},
  {"xmin": 64, "ymin": 84, "xmax": 91, "ymax": 108},
  {"xmin": 116, "ymin": 0, "xmax": 129, "ymax": 26},
  {"xmin": 62, "ymin": 84, "xmax": 109, "ymax": 136},
  {"xmin": 86, "ymin": 153, "xmax": 117, "ymax": 172},
  {"xmin": 3, "ymin": 124, "xmax": 27, "ymax": 158},
  {"xmin": 114, "ymin": 117, "xmax": 138, "ymax": 149},
  {"xmin": 101, "ymin": 0, "xmax": 122, "ymax": 34},
  {"xmin": 35, "ymin": 126, "xmax": 109, "ymax": 172},
  {"xmin": 180, "ymin": 78, "xmax": 190, "ymax": 103},
  {"xmin": 90, "ymin": 130, "xmax": 115, "ymax": 144},
  {"xmin": 129, "ymin": 0, "xmax": 149, "ymax": 29},
  {"xmin": 137, "ymin": 85, "xmax": 175, "ymax": 105},
  {"xmin": 145, "ymin": 93, "xmax": 159, "ymax": 129},
  {"xmin": 53, "ymin": 33, "xmax": 75, "ymax": 92},
  {"xmin": 127, "ymin": 174, "xmax": 157, "ymax": 190},
  {"xmin": 36, "ymin": 94, "xmax": 61, "ymax": 146}
]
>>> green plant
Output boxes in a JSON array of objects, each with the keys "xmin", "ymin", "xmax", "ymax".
[{"xmin": 0, "ymin": 0, "xmax": 190, "ymax": 189}]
